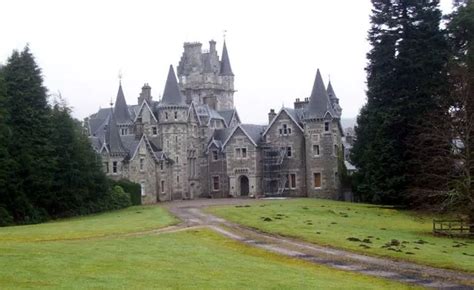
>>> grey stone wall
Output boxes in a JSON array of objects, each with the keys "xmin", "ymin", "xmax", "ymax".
[{"xmin": 264, "ymin": 111, "xmax": 307, "ymax": 197}]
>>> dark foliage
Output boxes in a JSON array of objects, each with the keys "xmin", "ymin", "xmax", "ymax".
[
  {"xmin": 110, "ymin": 179, "xmax": 142, "ymax": 205},
  {"xmin": 0, "ymin": 47, "xmax": 130, "ymax": 226}
]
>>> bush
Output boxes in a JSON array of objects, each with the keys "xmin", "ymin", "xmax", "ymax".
[
  {"xmin": 0, "ymin": 207, "xmax": 13, "ymax": 227},
  {"xmin": 107, "ymin": 185, "xmax": 132, "ymax": 210},
  {"xmin": 110, "ymin": 179, "xmax": 141, "ymax": 205}
]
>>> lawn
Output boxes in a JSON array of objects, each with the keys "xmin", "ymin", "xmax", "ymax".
[
  {"xmin": 0, "ymin": 204, "xmax": 418, "ymax": 289},
  {"xmin": 207, "ymin": 198, "xmax": 474, "ymax": 272},
  {"xmin": 0, "ymin": 205, "xmax": 178, "ymax": 242}
]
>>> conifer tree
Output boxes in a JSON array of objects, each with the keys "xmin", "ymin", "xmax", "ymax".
[
  {"xmin": 3, "ymin": 46, "xmax": 55, "ymax": 222},
  {"xmin": 352, "ymin": 0, "xmax": 448, "ymax": 204}
]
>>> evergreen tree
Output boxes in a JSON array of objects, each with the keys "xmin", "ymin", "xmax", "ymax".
[
  {"xmin": 352, "ymin": 0, "xmax": 448, "ymax": 205},
  {"xmin": 3, "ymin": 46, "xmax": 55, "ymax": 222},
  {"xmin": 49, "ymin": 99, "xmax": 108, "ymax": 217},
  {"xmin": 0, "ymin": 67, "xmax": 14, "ymax": 225}
]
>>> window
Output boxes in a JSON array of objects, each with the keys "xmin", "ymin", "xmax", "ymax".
[
  {"xmin": 335, "ymin": 172, "xmax": 339, "ymax": 183},
  {"xmin": 176, "ymin": 156, "xmax": 179, "ymax": 164},
  {"xmin": 334, "ymin": 144, "xmax": 339, "ymax": 156},
  {"xmin": 161, "ymin": 180, "xmax": 165, "ymax": 193},
  {"xmin": 284, "ymin": 174, "xmax": 296, "ymax": 189},
  {"xmin": 212, "ymin": 176, "xmax": 220, "ymax": 191},
  {"xmin": 160, "ymin": 162, "xmax": 164, "ymax": 170},
  {"xmin": 324, "ymin": 122, "xmax": 330, "ymax": 132},
  {"xmin": 177, "ymin": 175, "xmax": 180, "ymax": 183},
  {"xmin": 235, "ymin": 147, "xmax": 247, "ymax": 159},
  {"xmin": 152, "ymin": 126, "xmax": 157, "ymax": 135},
  {"xmin": 279, "ymin": 124, "xmax": 292, "ymax": 136},
  {"xmin": 121, "ymin": 128, "xmax": 128, "ymax": 135},
  {"xmin": 104, "ymin": 162, "xmax": 109, "ymax": 173},
  {"xmin": 212, "ymin": 150, "xmax": 219, "ymax": 161},
  {"xmin": 141, "ymin": 182, "xmax": 146, "ymax": 196},
  {"xmin": 286, "ymin": 146, "xmax": 292, "ymax": 158},
  {"xmin": 313, "ymin": 144, "xmax": 320, "ymax": 156},
  {"xmin": 139, "ymin": 157, "xmax": 145, "ymax": 171},
  {"xmin": 165, "ymin": 112, "xmax": 168, "ymax": 120},
  {"xmin": 174, "ymin": 111, "xmax": 178, "ymax": 119},
  {"xmin": 112, "ymin": 161, "xmax": 118, "ymax": 173},
  {"xmin": 314, "ymin": 173, "xmax": 322, "ymax": 189},
  {"xmin": 290, "ymin": 173, "xmax": 296, "ymax": 188}
]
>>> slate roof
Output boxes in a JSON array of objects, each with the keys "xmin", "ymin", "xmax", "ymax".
[
  {"xmin": 121, "ymin": 135, "xmax": 140, "ymax": 156},
  {"xmin": 240, "ymin": 124, "xmax": 266, "ymax": 145},
  {"xmin": 219, "ymin": 41, "xmax": 234, "ymax": 76},
  {"xmin": 305, "ymin": 69, "xmax": 336, "ymax": 119},
  {"xmin": 327, "ymin": 81, "xmax": 337, "ymax": 101},
  {"xmin": 114, "ymin": 83, "xmax": 132, "ymax": 123},
  {"xmin": 217, "ymin": 109, "xmax": 238, "ymax": 126},
  {"xmin": 160, "ymin": 65, "xmax": 186, "ymax": 106},
  {"xmin": 105, "ymin": 112, "xmax": 127, "ymax": 155}
]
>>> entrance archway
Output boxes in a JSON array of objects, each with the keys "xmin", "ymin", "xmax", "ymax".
[{"xmin": 239, "ymin": 175, "xmax": 249, "ymax": 196}]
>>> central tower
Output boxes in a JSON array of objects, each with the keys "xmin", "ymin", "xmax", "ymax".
[{"xmin": 177, "ymin": 40, "xmax": 235, "ymax": 111}]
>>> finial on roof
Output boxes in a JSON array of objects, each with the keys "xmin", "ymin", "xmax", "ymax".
[
  {"xmin": 118, "ymin": 69, "xmax": 123, "ymax": 84},
  {"xmin": 223, "ymin": 29, "xmax": 227, "ymax": 41}
]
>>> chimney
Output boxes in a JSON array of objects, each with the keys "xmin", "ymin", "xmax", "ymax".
[
  {"xmin": 268, "ymin": 109, "xmax": 276, "ymax": 124},
  {"xmin": 138, "ymin": 83, "xmax": 152, "ymax": 104}
]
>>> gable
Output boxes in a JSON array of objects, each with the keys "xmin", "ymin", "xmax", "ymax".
[
  {"xmin": 134, "ymin": 101, "xmax": 158, "ymax": 124},
  {"xmin": 262, "ymin": 108, "xmax": 303, "ymax": 138},
  {"xmin": 222, "ymin": 126, "xmax": 256, "ymax": 149}
]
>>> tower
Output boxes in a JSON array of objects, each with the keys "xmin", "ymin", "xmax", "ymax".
[
  {"xmin": 157, "ymin": 65, "xmax": 190, "ymax": 200},
  {"xmin": 327, "ymin": 81, "xmax": 342, "ymax": 117},
  {"xmin": 113, "ymin": 82, "xmax": 133, "ymax": 136},
  {"xmin": 177, "ymin": 40, "xmax": 235, "ymax": 110},
  {"xmin": 303, "ymin": 69, "xmax": 342, "ymax": 199}
]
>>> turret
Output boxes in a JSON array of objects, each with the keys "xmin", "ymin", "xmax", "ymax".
[
  {"xmin": 303, "ymin": 69, "xmax": 342, "ymax": 199},
  {"xmin": 157, "ymin": 65, "xmax": 190, "ymax": 199},
  {"xmin": 327, "ymin": 81, "xmax": 342, "ymax": 117},
  {"xmin": 113, "ymin": 82, "xmax": 133, "ymax": 135}
]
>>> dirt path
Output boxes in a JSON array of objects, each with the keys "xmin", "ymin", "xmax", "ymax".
[{"xmin": 163, "ymin": 198, "xmax": 474, "ymax": 289}]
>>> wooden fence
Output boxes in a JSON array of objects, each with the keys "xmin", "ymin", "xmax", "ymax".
[{"xmin": 432, "ymin": 219, "xmax": 473, "ymax": 237}]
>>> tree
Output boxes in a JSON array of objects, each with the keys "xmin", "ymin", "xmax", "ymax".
[
  {"xmin": 49, "ymin": 98, "xmax": 109, "ymax": 217},
  {"xmin": 3, "ymin": 46, "xmax": 56, "ymax": 222},
  {"xmin": 352, "ymin": 0, "xmax": 448, "ymax": 205}
]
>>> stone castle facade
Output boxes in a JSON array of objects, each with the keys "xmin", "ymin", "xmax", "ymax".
[{"xmin": 85, "ymin": 40, "xmax": 344, "ymax": 204}]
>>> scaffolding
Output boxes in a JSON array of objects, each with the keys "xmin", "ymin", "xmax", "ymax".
[{"xmin": 262, "ymin": 146, "xmax": 288, "ymax": 196}]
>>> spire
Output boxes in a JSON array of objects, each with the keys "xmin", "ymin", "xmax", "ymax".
[
  {"xmin": 220, "ymin": 41, "xmax": 234, "ymax": 76},
  {"xmin": 161, "ymin": 65, "xmax": 186, "ymax": 106},
  {"xmin": 106, "ymin": 110, "xmax": 127, "ymax": 155},
  {"xmin": 305, "ymin": 69, "xmax": 336, "ymax": 119},
  {"xmin": 327, "ymin": 81, "xmax": 337, "ymax": 101},
  {"xmin": 114, "ymin": 83, "xmax": 132, "ymax": 123}
]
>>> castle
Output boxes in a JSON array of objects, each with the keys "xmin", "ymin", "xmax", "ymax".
[{"xmin": 85, "ymin": 40, "xmax": 344, "ymax": 203}]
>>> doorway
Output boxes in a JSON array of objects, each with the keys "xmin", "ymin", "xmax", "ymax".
[{"xmin": 239, "ymin": 175, "xmax": 249, "ymax": 196}]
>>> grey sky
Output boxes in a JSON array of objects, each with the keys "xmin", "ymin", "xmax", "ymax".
[{"xmin": 0, "ymin": 0, "xmax": 453, "ymax": 124}]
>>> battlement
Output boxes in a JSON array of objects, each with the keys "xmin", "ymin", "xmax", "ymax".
[{"xmin": 183, "ymin": 42, "xmax": 202, "ymax": 47}]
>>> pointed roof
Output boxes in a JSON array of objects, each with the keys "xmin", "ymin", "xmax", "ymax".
[
  {"xmin": 305, "ymin": 69, "xmax": 336, "ymax": 119},
  {"xmin": 219, "ymin": 41, "xmax": 234, "ymax": 76},
  {"xmin": 160, "ymin": 65, "xmax": 186, "ymax": 106},
  {"xmin": 327, "ymin": 81, "xmax": 338, "ymax": 101},
  {"xmin": 105, "ymin": 110, "xmax": 127, "ymax": 155},
  {"xmin": 114, "ymin": 83, "xmax": 132, "ymax": 123}
]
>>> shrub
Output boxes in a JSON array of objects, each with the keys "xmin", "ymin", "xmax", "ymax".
[{"xmin": 110, "ymin": 179, "xmax": 141, "ymax": 205}]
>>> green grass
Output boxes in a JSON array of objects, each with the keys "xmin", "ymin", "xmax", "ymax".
[
  {"xmin": 0, "ymin": 204, "xmax": 418, "ymax": 289},
  {"xmin": 0, "ymin": 228, "xmax": 417, "ymax": 289},
  {"xmin": 207, "ymin": 198, "xmax": 474, "ymax": 273},
  {"xmin": 0, "ymin": 205, "xmax": 178, "ymax": 242}
]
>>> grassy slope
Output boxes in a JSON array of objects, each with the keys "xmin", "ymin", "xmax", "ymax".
[
  {"xmin": 0, "ymin": 228, "xmax": 417, "ymax": 289},
  {"xmin": 0, "ymin": 205, "xmax": 178, "ymax": 242},
  {"xmin": 207, "ymin": 199, "xmax": 474, "ymax": 272}
]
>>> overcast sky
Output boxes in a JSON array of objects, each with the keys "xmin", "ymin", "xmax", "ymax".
[{"xmin": 0, "ymin": 0, "xmax": 453, "ymax": 124}]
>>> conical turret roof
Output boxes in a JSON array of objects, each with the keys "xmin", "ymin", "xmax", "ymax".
[
  {"xmin": 219, "ymin": 41, "xmax": 234, "ymax": 76},
  {"xmin": 327, "ymin": 81, "xmax": 338, "ymax": 101},
  {"xmin": 114, "ymin": 83, "xmax": 132, "ymax": 123},
  {"xmin": 160, "ymin": 65, "xmax": 186, "ymax": 106},
  {"xmin": 305, "ymin": 69, "xmax": 335, "ymax": 119},
  {"xmin": 106, "ymin": 110, "xmax": 127, "ymax": 155}
]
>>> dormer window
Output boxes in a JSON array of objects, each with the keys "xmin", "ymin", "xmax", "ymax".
[
  {"xmin": 212, "ymin": 150, "xmax": 219, "ymax": 161},
  {"xmin": 152, "ymin": 126, "xmax": 157, "ymax": 136},
  {"xmin": 121, "ymin": 128, "xmax": 128, "ymax": 135}
]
